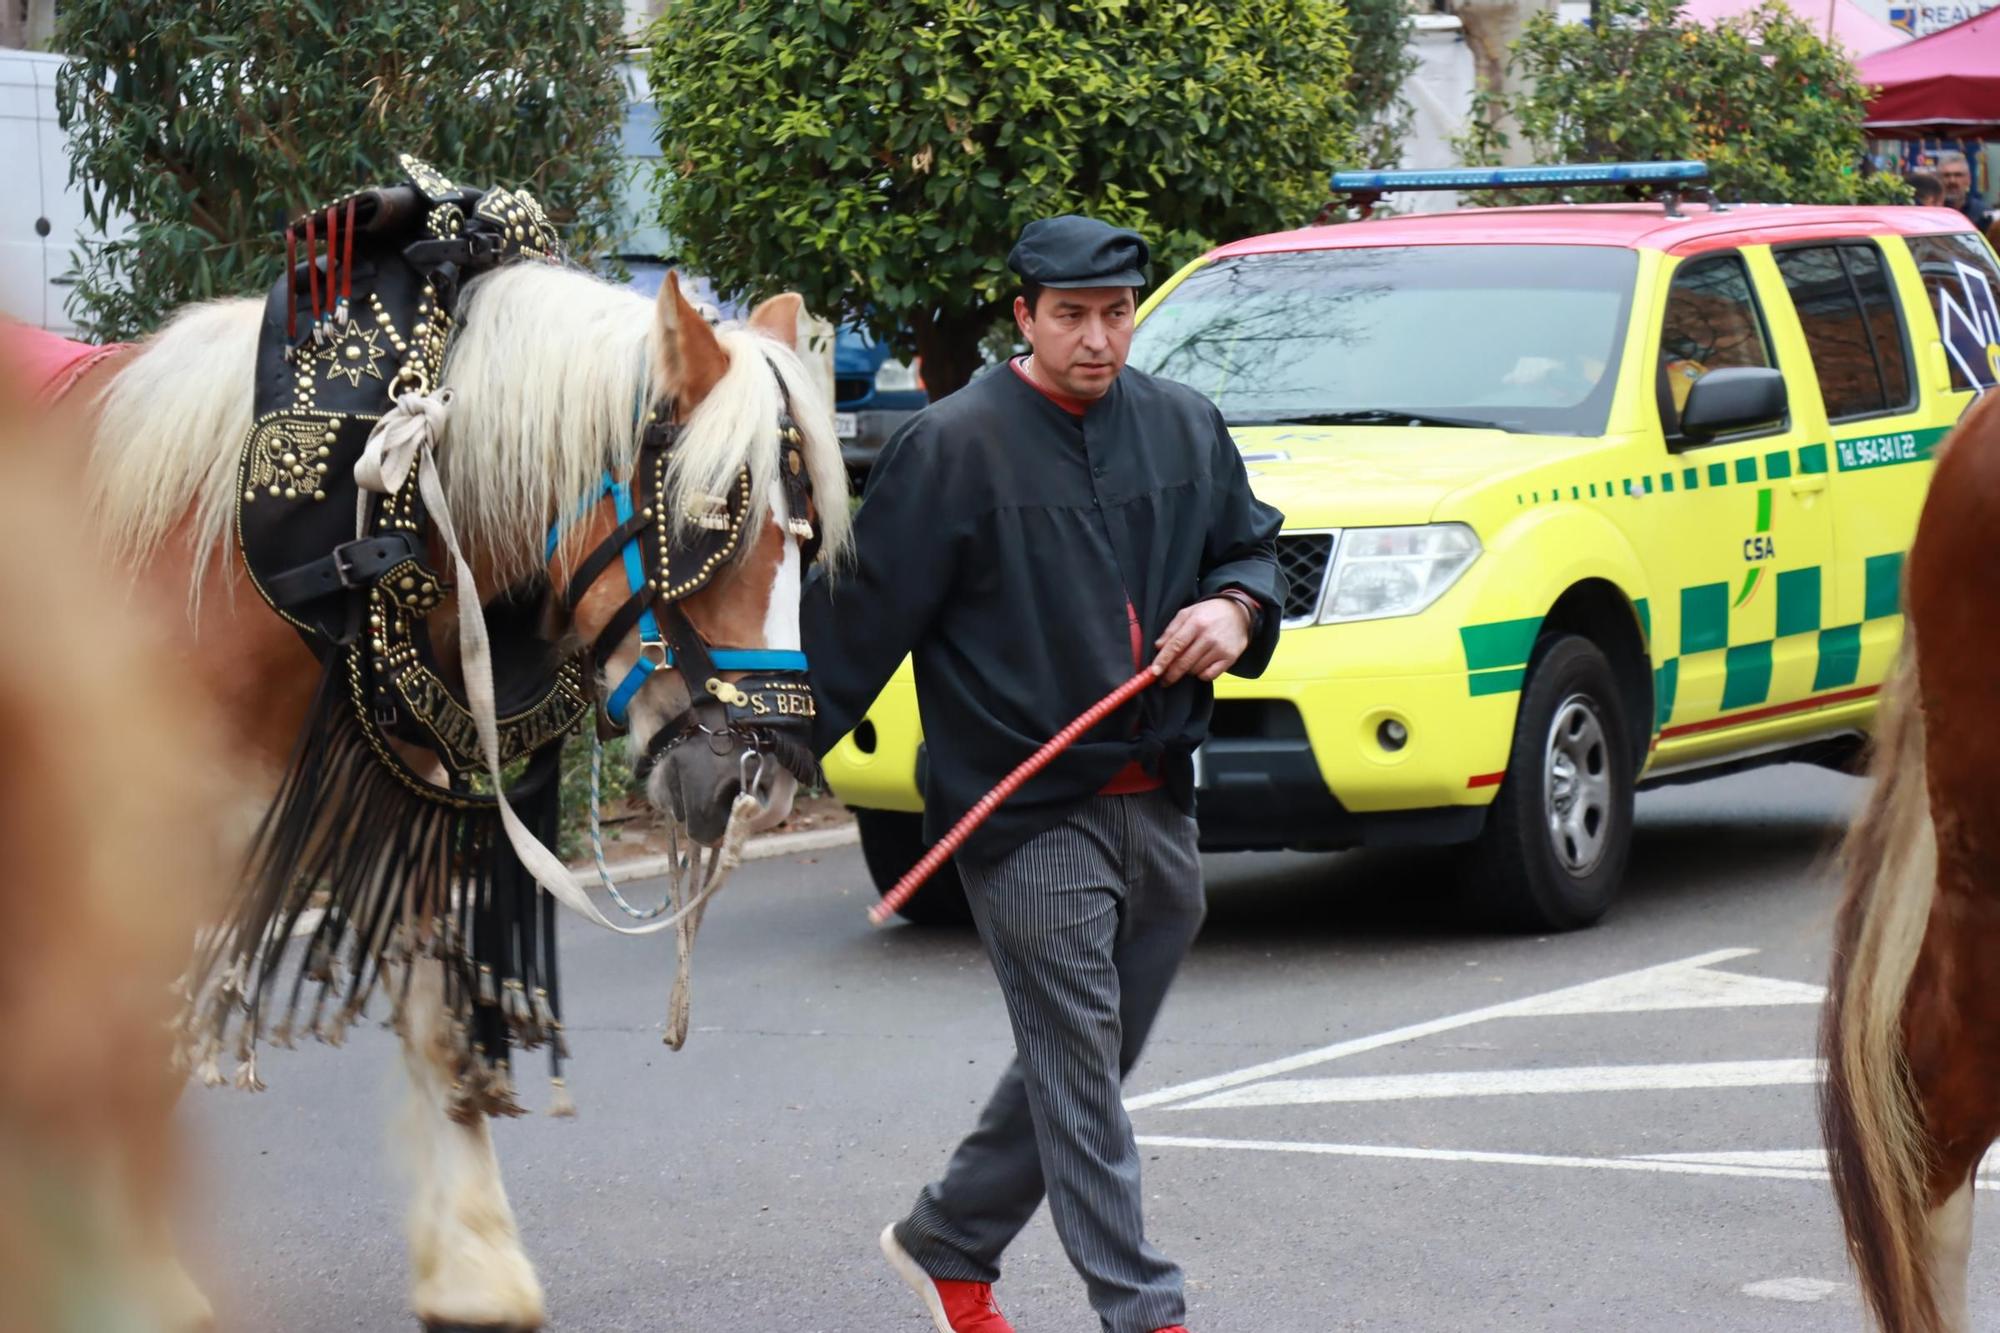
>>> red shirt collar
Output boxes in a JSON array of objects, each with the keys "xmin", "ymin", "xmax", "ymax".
[{"xmin": 1009, "ymin": 356, "xmax": 1093, "ymax": 417}]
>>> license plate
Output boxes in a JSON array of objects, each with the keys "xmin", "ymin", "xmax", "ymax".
[{"xmin": 833, "ymin": 412, "xmax": 858, "ymax": 439}]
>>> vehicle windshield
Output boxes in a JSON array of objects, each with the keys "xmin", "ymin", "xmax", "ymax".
[{"xmin": 1128, "ymin": 245, "xmax": 1640, "ymax": 436}]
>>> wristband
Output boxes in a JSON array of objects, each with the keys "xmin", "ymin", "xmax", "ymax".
[{"xmin": 1211, "ymin": 588, "xmax": 1263, "ymax": 634}]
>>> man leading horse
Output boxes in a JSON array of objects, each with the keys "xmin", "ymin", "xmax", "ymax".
[{"xmin": 804, "ymin": 215, "xmax": 1285, "ymax": 1333}]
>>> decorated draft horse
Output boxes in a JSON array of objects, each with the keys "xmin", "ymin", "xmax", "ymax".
[
  {"xmin": 1823, "ymin": 390, "xmax": 2000, "ymax": 1333},
  {"xmin": 56, "ymin": 155, "xmax": 849, "ymax": 1331}
]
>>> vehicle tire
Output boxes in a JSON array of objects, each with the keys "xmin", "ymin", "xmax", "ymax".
[
  {"xmin": 855, "ymin": 809, "xmax": 973, "ymax": 927},
  {"xmin": 1458, "ymin": 634, "xmax": 1635, "ymax": 931}
]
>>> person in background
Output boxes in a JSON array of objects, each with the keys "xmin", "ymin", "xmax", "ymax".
[
  {"xmin": 1934, "ymin": 152, "xmax": 1992, "ymax": 227},
  {"xmin": 1909, "ymin": 171, "xmax": 1944, "ymax": 208}
]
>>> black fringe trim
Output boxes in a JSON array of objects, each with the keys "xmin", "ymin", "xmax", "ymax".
[{"xmin": 182, "ymin": 658, "xmax": 569, "ymax": 1121}]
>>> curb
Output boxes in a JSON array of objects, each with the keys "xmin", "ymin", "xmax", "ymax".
[
  {"xmin": 579, "ymin": 821, "xmax": 859, "ymax": 886},
  {"xmin": 289, "ymin": 823, "xmax": 860, "ymax": 938}
]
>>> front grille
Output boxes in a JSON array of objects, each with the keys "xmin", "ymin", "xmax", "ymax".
[{"xmin": 1276, "ymin": 531, "xmax": 1336, "ymax": 627}]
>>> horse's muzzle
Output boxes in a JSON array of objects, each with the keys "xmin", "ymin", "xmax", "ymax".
[{"xmin": 639, "ymin": 694, "xmax": 817, "ymax": 844}]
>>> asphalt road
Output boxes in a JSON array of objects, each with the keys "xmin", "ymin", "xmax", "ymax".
[{"xmin": 178, "ymin": 765, "xmax": 1992, "ymax": 1332}]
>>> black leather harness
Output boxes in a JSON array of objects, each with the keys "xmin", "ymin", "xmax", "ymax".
[{"xmin": 237, "ymin": 153, "xmax": 591, "ymax": 800}]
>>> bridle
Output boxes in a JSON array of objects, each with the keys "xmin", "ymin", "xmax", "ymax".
[{"xmin": 547, "ymin": 358, "xmax": 824, "ymax": 793}]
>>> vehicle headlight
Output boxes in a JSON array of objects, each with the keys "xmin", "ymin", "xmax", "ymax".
[
  {"xmin": 1319, "ymin": 523, "xmax": 1481, "ymax": 624},
  {"xmin": 873, "ymin": 357, "xmax": 921, "ymax": 393}
]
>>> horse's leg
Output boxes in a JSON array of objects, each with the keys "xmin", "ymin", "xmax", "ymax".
[
  {"xmin": 130, "ymin": 1198, "xmax": 215, "ymax": 1332},
  {"xmin": 1924, "ymin": 1169, "xmax": 1976, "ymax": 1333},
  {"xmin": 109, "ymin": 980, "xmax": 217, "ymax": 1320},
  {"xmin": 398, "ymin": 957, "xmax": 545, "ymax": 1332},
  {"xmin": 130, "ymin": 1076, "xmax": 217, "ymax": 1332}
]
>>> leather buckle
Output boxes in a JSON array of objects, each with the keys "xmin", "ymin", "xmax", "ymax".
[{"xmin": 331, "ymin": 539, "xmax": 372, "ymax": 590}]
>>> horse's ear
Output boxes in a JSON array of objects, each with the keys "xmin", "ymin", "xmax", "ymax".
[
  {"xmin": 746, "ymin": 293, "xmax": 803, "ymax": 351},
  {"xmin": 656, "ymin": 270, "xmax": 728, "ymax": 411}
]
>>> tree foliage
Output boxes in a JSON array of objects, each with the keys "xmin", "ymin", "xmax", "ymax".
[
  {"xmin": 1459, "ymin": 0, "xmax": 1907, "ymax": 206},
  {"xmin": 649, "ymin": 0, "xmax": 1355, "ymax": 396},
  {"xmin": 54, "ymin": 0, "xmax": 629, "ymax": 339},
  {"xmin": 1347, "ymin": 0, "xmax": 1419, "ymax": 169}
]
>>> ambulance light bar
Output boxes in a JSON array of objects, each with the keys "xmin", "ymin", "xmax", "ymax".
[{"xmin": 1330, "ymin": 161, "xmax": 1710, "ymax": 193}]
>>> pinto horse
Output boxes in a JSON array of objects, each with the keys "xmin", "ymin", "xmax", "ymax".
[
  {"xmin": 1824, "ymin": 390, "xmax": 2000, "ymax": 1333},
  {"xmin": 43, "ymin": 263, "xmax": 848, "ymax": 1332}
]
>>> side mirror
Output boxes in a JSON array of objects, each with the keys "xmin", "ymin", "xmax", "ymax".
[{"xmin": 1679, "ymin": 367, "xmax": 1787, "ymax": 441}]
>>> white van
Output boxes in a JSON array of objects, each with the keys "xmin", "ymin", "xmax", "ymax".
[{"xmin": 1, "ymin": 48, "xmax": 97, "ymax": 334}]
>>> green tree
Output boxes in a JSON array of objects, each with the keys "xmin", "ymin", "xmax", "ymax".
[
  {"xmin": 55, "ymin": 0, "xmax": 629, "ymax": 339},
  {"xmin": 649, "ymin": 0, "xmax": 1355, "ymax": 397},
  {"xmin": 1347, "ymin": 0, "xmax": 1419, "ymax": 169},
  {"xmin": 1458, "ymin": 0, "xmax": 1907, "ymax": 206}
]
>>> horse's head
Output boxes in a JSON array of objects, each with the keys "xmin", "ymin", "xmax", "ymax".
[{"xmin": 549, "ymin": 272, "xmax": 846, "ymax": 846}]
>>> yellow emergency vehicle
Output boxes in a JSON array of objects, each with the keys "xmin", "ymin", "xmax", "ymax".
[{"xmin": 826, "ymin": 163, "xmax": 2000, "ymax": 929}]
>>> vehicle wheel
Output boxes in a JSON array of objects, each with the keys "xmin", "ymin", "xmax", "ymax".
[
  {"xmin": 854, "ymin": 809, "xmax": 972, "ymax": 927},
  {"xmin": 1458, "ymin": 634, "xmax": 1635, "ymax": 931}
]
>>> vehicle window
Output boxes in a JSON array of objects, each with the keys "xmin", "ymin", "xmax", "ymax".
[
  {"xmin": 1775, "ymin": 243, "xmax": 1913, "ymax": 422},
  {"xmin": 1657, "ymin": 253, "xmax": 1775, "ymax": 442},
  {"xmin": 1909, "ymin": 233, "xmax": 2000, "ymax": 392},
  {"xmin": 1125, "ymin": 245, "xmax": 1639, "ymax": 437},
  {"xmin": 1845, "ymin": 245, "xmax": 1913, "ymax": 410}
]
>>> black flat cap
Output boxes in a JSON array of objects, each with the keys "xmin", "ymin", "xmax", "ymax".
[{"xmin": 1007, "ymin": 215, "xmax": 1150, "ymax": 289}]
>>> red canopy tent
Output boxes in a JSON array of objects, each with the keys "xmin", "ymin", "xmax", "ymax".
[{"xmin": 1860, "ymin": 8, "xmax": 2000, "ymax": 139}]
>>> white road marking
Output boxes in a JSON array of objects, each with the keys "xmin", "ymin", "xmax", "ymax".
[
  {"xmin": 1129, "ymin": 948, "xmax": 1794, "ymax": 1112},
  {"xmin": 1170, "ymin": 1059, "xmax": 1823, "ymax": 1111},
  {"xmin": 1137, "ymin": 1134, "xmax": 1828, "ymax": 1181},
  {"xmin": 1642, "ymin": 1150, "xmax": 2000, "ymax": 1183},
  {"xmin": 1504, "ymin": 961, "xmax": 1824, "ymax": 1015},
  {"xmin": 1741, "ymin": 1278, "xmax": 1842, "ymax": 1303},
  {"xmin": 1638, "ymin": 1149, "xmax": 1828, "ymax": 1170},
  {"xmin": 1135, "ymin": 1135, "xmax": 2000, "ymax": 1191}
]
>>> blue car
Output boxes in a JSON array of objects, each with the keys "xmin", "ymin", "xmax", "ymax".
[{"xmin": 832, "ymin": 324, "xmax": 927, "ymax": 478}]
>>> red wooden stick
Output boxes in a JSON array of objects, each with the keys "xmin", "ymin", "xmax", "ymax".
[
  {"xmin": 868, "ymin": 669, "xmax": 1160, "ymax": 927},
  {"xmin": 341, "ymin": 197, "xmax": 355, "ymax": 301},
  {"xmin": 324, "ymin": 205, "xmax": 338, "ymax": 310}
]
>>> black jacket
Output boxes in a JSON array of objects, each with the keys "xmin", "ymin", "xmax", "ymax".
[{"xmin": 803, "ymin": 362, "xmax": 1285, "ymax": 861}]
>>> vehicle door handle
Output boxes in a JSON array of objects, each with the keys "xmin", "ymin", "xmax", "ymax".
[{"xmin": 1789, "ymin": 475, "xmax": 1827, "ymax": 496}]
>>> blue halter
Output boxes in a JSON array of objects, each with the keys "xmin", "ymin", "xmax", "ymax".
[{"xmin": 545, "ymin": 468, "xmax": 810, "ymax": 730}]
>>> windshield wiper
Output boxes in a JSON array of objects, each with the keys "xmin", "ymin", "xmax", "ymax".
[{"xmin": 1234, "ymin": 409, "xmax": 1512, "ymax": 432}]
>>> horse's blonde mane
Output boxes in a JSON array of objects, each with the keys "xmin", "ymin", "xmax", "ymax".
[{"xmin": 86, "ymin": 262, "xmax": 850, "ymax": 611}]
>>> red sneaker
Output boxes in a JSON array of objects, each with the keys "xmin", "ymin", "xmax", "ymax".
[{"xmin": 879, "ymin": 1224, "xmax": 1015, "ymax": 1332}]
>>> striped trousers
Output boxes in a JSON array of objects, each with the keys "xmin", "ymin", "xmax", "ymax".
[{"xmin": 895, "ymin": 790, "xmax": 1205, "ymax": 1333}]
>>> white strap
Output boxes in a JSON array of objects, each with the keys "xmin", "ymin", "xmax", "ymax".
[
  {"xmin": 356, "ymin": 393, "xmax": 723, "ymax": 937},
  {"xmin": 356, "ymin": 390, "xmax": 454, "ymax": 535}
]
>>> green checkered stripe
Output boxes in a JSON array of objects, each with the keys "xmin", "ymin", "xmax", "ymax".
[
  {"xmin": 1460, "ymin": 553, "xmax": 1902, "ymax": 729},
  {"xmin": 1646, "ymin": 555, "xmax": 1896, "ymax": 729},
  {"xmin": 1462, "ymin": 617, "xmax": 1541, "ymax": 696},
  {"xmin": 1511, "ymin": 425, "xmax": 1948, "ymax": 508}
]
